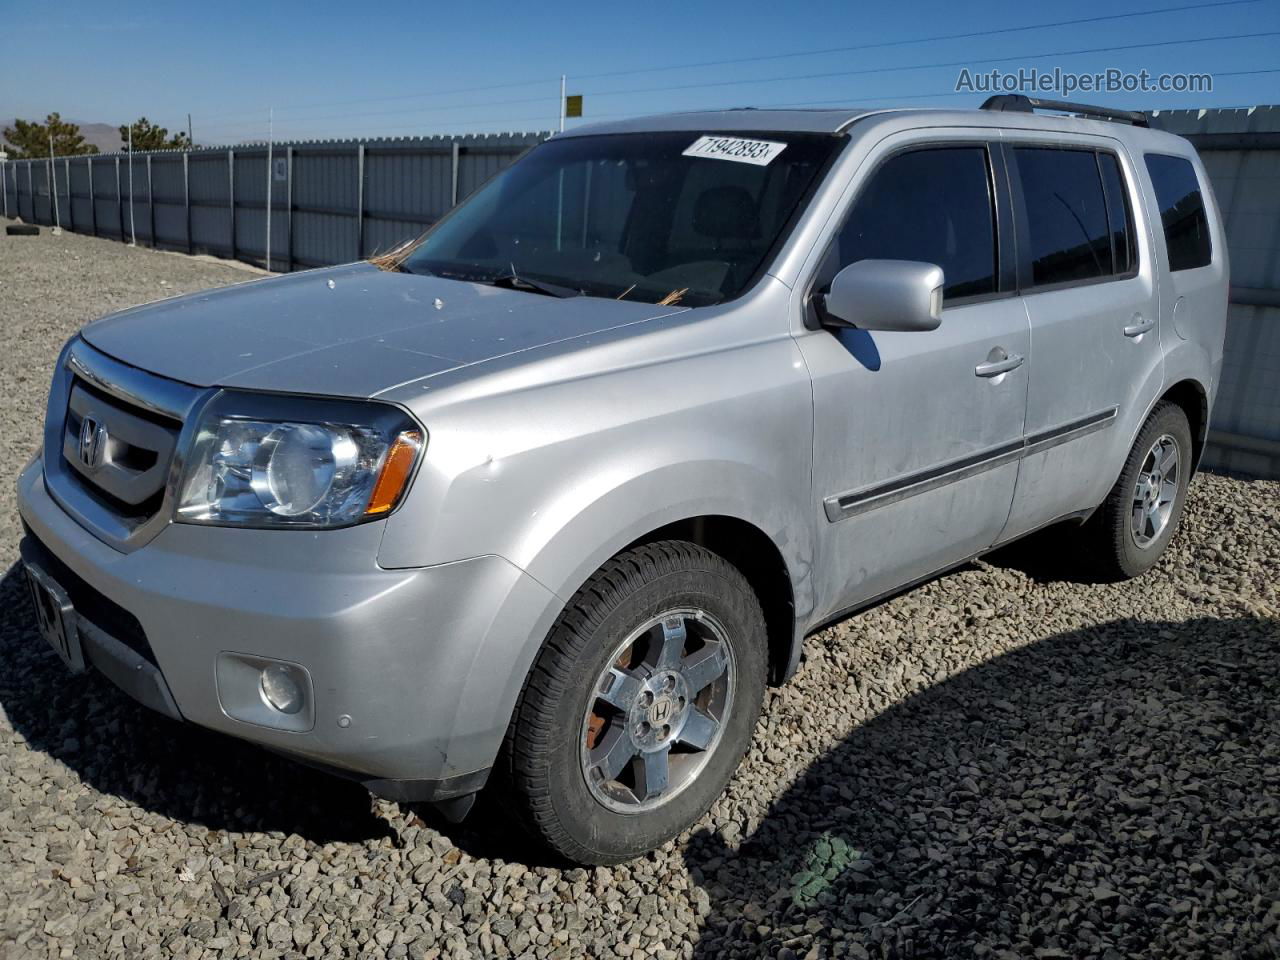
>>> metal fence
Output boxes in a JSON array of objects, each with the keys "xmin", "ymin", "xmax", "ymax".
[
  {"xmin": 1149, "ymin": 106, "xmax": 1280, "ymax": 478},
  {"xmin": 3, "ymin": 111, "xmax": 1278, "ymax": 476},
  {"xmin": 0, "ymin": 133, "xmax": 548, "ymax": 271}
]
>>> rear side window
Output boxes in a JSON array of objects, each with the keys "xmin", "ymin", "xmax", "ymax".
[
  {"xmin": 1145, "ymin": 153, "xmax": 1212, "ymax": 271},
  {"xmin": 1015, "ymin": 147, "xmax": 1112, "ymax": 287},
  {"xmin": 830, "ymin": 146, "xmax": 997, "ymax": 300}
]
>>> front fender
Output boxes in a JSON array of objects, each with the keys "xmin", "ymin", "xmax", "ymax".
[{"xmin": 434, "ymin": 460, "xmax": 815, "ymax": 784}]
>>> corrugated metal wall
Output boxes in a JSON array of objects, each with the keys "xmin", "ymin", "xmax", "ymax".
[
  {"xmin": 1149, "ymin": 106, "xmax": 1280, "ymax": 477},
  {"xmin": 0, "ymin": 132, "xmax": 547, "ymax": 271}
]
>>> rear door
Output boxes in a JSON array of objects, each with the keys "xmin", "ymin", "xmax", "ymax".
[
  {"xmin": 998, "ymin": 138, "xmax": 1164, "ymax": 541},
  {"xmin": 797, "ymin": 135, "xmax": 1030, "ymax": 622}
]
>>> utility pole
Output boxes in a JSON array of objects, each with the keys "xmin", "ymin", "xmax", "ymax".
[
  {"xmin": 265, "ymin": 107, "xmax": 273, "ymax": 273},
  {"xmin": 187, "ymin": 113, "xmax": 194, "ymax": 146},
  {"xmin": 559, "ymin": 75, "xmax": 566, "ymax": 133},
  {"xmin": 48, "ymin": 133, "xmax": 61, "ymax": 230}
]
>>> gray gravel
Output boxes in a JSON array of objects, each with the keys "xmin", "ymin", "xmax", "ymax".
[{"xmin": 2, "ymin": 220, "xmax": 1278, "ymax": 959}]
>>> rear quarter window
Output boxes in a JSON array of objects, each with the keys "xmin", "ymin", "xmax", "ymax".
[{"xmin": 1144, "ymin": 153, "xmax": 1213, "ymax": 271}]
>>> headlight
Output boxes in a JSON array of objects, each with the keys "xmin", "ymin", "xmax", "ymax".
[{"xmin": 176, "ymin": 392, "xmax": 423, "ymax": 528}]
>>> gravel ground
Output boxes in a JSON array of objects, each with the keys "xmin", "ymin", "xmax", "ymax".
[{"xmin": 1, "ymin": 220, "xmax": 1278, "ymax": 960}]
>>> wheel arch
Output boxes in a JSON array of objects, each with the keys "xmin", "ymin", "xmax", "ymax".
[
  {"xmin": 1160, "ymin": 377, "xmax": 1210, "ymax": 471},
  {"xmin": 512, "ymin": 460, "xmax": 816, "ymax": 684},
  {"xmin": 624, "ymin": 515, "xmax": 800, "ymax": 686}
]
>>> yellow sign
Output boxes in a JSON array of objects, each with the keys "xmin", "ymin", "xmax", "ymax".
[{"xmin": 565, "ymin": 95, "xmax": 583, "ymax": 119}]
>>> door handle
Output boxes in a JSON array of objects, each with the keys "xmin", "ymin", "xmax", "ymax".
[
  {"xmin": 975, "ymin": 352, "xmax": 1024, "ymax": 378},
  {"xmin": 1124, "ymin": 315, "xmax": 1155, "ymax": 338}
]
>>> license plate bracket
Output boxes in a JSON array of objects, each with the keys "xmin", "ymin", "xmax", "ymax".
[{"xmin": 24, "ymin": 562, "xmax": 86, "ymax": 674}]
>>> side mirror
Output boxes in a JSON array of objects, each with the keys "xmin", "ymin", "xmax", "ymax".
[{"xmin": 819, "ymin": 259, "xmax": 944, "ymax": 332}]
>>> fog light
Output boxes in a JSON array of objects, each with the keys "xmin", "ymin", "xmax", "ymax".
[{"xmin": 260, "ymin": 664, "xmax": 303, "ymax": 714}]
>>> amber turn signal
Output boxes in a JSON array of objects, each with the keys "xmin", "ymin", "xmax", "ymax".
[{"xmin": 365, "ymin": 430, "xmax": 423, "ymax": 515}]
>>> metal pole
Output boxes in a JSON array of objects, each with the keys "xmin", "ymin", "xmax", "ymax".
[
  {"xmin": 265, "ymin": 107, "xmax": 273, "ymax": 272},
  {"xmin": 88, "ymin": 156, "xmax": 96, "ymax": 237},
  {"xmin": 285, "ymin": 145, "xmax": 294, "ymax": 272},
  {"xmin": 127, "ymin": 126, "xmax": 136, "ymax": 245},
  {"xmin": 184, "ymin": 152, "xmax": 192, "ymax": 254},
  {"xmin": 48, "ymin": 134, "xmax": 61, "ymax": 229},
  {"xmin": 228, "ymin": 149, "xmax": 237, "ymax": 261},
  {"xmin": 29, "ymin": 162, "xmax": 35, "ymax": 222},
  {"xmin": 146, "ymin": 154, "xmax": 155, "ymax": 246},
  {"xmin": 65, "ymin": 158, "xmax": 73, "ymax": 232},
  {"xmin": 356, "ymin": 142, "xmax": 365, "ymax": 260},
  {"xmin": 187, "ymin": 113, "xmax": 193, "ymax": 146},
  {"xmin": 1, "ymin": 158, "xmax": 7, "ymax": 219},
  {"xmin": 115, "ymin": 158, "xmax": 123, "ymax": 240},
  {"xmin": 450, "ymin": 140, "xmax": 460, "ymax": 207},
  {"xmin": 559, "ymin": 75, "xmax": 566, "ymax": 133}
]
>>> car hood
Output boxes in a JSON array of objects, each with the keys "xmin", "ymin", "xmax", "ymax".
[{"xmin": 80, "ymin": 263, "xmax": 684, "ymax": 398}]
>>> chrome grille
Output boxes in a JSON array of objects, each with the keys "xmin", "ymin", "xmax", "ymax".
[
  {"xmin": 62, "ymin": 381, "xmax": 180, "ymax": 512},
  {"xmin": 44, "ymin": 339, "xmax": 205, "ymax": 553}
]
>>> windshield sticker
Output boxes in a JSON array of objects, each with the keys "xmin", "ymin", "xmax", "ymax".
[{"xmin": 682, "ymin": 135, "xmax": 787, "ymax": 166}]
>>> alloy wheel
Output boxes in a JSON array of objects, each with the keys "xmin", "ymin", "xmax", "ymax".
[
  {"xmin": 579, "ymin": 608, "xmax": 735, "ymax": 814},
  {"xmin": 1131, "ymin": 433, "xmax": 1180, "ymax": 548}
]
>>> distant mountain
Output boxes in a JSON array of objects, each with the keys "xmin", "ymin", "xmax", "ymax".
[{"xmin": 2, "ymin": 118, "xmax": 122, "ymax": 155}]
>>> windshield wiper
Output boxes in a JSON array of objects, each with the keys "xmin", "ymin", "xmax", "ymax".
[{"xmin": 486, "ymin": 268, "xmax": 582, "ymax": 299}]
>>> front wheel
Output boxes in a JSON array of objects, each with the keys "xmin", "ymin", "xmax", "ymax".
[
  {"xmin": 1079, "ymin": 401, "xmax": 1193, "ymax": 580},
  {"xmin": 502, "ymin": 541, "xmax": 767, "ymax": 864}
]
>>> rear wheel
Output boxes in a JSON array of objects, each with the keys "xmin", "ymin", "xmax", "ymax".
[
  {"xmin": 1079, "ymin": 401, "xmax": 1193, "ymax": 580},
  {"xmin": 503, "ymin": 541, "xmax": 767, "ymax": 864}
]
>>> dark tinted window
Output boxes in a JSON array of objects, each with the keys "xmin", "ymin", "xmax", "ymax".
[
  {"xmin": 832, "ymin": 147, "xmax": 997, "ymax": 300},
  {"xmin": 1145, "ymin": 153, "xmax": 1212, "ymax": 271},
  {"xmin": 1098, "ymin": 152, "xmax": 1137, "ymax": 275},
  {"xmin": 1015, "ymin": 147, "xmax": 1111, "ymax": 286}
]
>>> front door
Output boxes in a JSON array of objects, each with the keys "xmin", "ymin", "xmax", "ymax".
[{"xmin": 797, "ymin": 138, "xmax": 1030, "ymax": 623}]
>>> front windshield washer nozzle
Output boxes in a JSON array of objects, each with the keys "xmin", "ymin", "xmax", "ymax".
[
  {"xmin": 434, "ymin": 298, "xmax": 444, "ymax": 310},
  {"xmin": 327, "ymin": 279, "xmax": 336, "ymax": 289}
]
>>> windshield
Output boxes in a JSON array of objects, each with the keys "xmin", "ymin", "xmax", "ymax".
[{"xmin": 403, "ymin": 131, "xmax": 841, "ymax": 307}]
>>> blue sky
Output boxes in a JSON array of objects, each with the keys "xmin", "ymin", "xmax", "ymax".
[{"xmin": 3, "ymin": 0, "xmax": 1278, "ymax": 145}]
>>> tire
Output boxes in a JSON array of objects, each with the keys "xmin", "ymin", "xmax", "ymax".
[
  {"xmin": 502, "ymin": 541, "xmax": 768, "ymax": 865},
  {"xmin": 1080, "ymin": 401, "xmax": 1193, "ymax": 580},
  {"xmin": 6, "ymin": 224, "xmax": 39, "ymax": 236}
]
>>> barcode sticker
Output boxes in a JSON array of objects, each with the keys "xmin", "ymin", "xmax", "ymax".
[{"xmin": 682, "ymin": 135, "xmax": 787, "ymax": 166}]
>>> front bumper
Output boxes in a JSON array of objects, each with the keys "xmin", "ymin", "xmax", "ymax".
[{"xmin": 17, "ymin": 457, "xmax": 559, "ymax": 801}]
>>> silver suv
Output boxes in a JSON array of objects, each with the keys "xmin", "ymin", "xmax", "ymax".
[{"xmin": 18, "ymin": 97, "xmax": 1227, "ymax": 864}]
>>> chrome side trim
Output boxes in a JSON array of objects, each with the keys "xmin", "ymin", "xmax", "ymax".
[
  {"xmin": 1022, "ymin": 406, "xmax": 1118, "ymax": 457},
  {"xmin": 823, "ymin": 406, "xmax": 1119, "ymax": 522},
  {"xmin": 823, "ymin": 440, "xmax": 1024, "ymax": 522}
]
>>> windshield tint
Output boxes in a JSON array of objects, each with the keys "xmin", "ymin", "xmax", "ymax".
[{"xmin": 404, "ymin": 131, "xmax": 841, "ymax": 306}]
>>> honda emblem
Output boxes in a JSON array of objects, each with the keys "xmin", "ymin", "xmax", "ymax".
[{"xmin": 78, "ymin": 415, "xmax": 108, "ymax": 469}]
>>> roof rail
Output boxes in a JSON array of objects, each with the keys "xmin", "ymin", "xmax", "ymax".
[{"xmin": 980, "ymin": 94, "xmax": 1148, "ymax": 127}]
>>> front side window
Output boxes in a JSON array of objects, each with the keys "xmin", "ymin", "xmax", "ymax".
[
  {"xmin": 826, "ymin": 146, "xmax": 997, "ymax": 300},
  {"xmin": 1145, "ymin": 153, "xmax": 1212, "ymax": 271},
  {"xmin": 1015, "ymin": 147, "xmax": 1113, "ymax": 287},
  {"xmin": 402, "ymin": 131, "xmax": 840, "ymax": 306}
]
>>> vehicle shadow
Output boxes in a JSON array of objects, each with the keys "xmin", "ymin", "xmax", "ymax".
[
  {"xmin": 683, "ymin": 613, "xmax": 1279, "ymax": 958},
  {"xmin": 981, "ymin": 520, "xmax": 1108, "ymax": 585},
  {"xmin": 0, "ymin": 562, "xmax": 395, "ymax": 845}
]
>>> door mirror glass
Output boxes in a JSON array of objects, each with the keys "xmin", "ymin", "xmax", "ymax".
[{"xmin": 820, "ymin": 259, "xmax": 944, "ymax": 332}]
